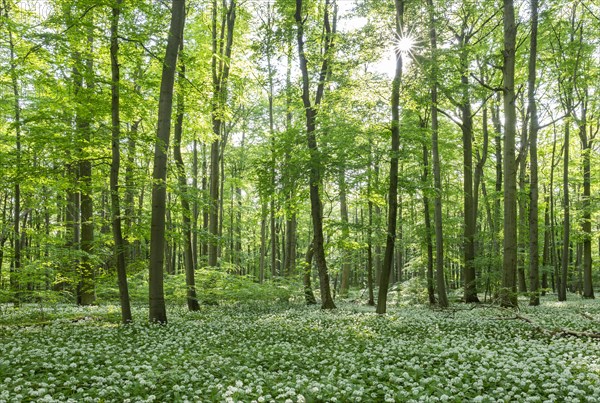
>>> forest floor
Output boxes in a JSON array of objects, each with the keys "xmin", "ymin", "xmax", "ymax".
[{"xmin": 1, "ymin": 296, "xmax": 600, "ymax": 402}]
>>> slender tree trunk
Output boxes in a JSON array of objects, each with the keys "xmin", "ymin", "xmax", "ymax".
[
  {"xmin": 234, "ymin": 132, "xmax": 245, "ymax": 269},
  {"xmin": 173, "ymin": 36, "xmax": 200, "ymax": 312},
  {"xmin": 396, "ymin": 191, "xmax": 404, "ymax": 284},
  {"xmin": 295, "ymin": 0, "xmax": 336, "ymax": 309},
  {"xmin": 264, "ymin": 9, "xmax": 279, "ymax": 278},
  {"xmin": 192, "ymin": 139, "xmax": 199, "ymax": 268},
  {"xmin": 208, "ymin": 0, "xmax": 236, "ymax": 267},
  {"xmin": 491, "ymin": 96, "xmax": 502, "ymax": 255},
  {"xmin": 284, "ymin": 216, "xmax": 296, "ymax": 275},
  {"xmin": 4, "ymin": 0, "xmax": 22, "ymax": 297},
  {"xmin": 422, "ymin": 142, "xmax": 436, "ymax": 305},
  {"xmin": 270, "ymin": 196, "xmax": 278, "ymax": 277},
  {"xmin": 541, "ymin": 192, "xmax": 550, "ymax": 296},
  {"xmin": 0, "ymin": 195, "xmax": 9, "ymax": 285},
  {"xmin": 517, "ymin": 107, "xmax": 528, "ymax": 294},
  {"xmin": 218, "ymin": 139, "xmax": 226, "ymax": 261},
  {"xmin": 148, "ymin": 0, "xmax": 186, "ymax": 323},
  {"xmin": 559, "ymin": 125, "xmax": 570, "ymax": 301},
  {"xmin": 459, "ymin": 44, "xmax": 478, "ymax": 303},
  {"xmin": 501, "ymin": 0, "xmax": 518, "ymax": 307},
  {"xmin": 125, "ymin": 118, "xmax": 139, "ymax": 261},
  {"xmin": 339, "ymin": 165, "xmax": 351, "ymax": 297},
  {"xmin": 374, "ymin": 164, "xmax": 382, "ymax": 285},
  {"xmin": 303, "ymin": 240, "xmax": 317, "ymax": 305},
  {"xmin": 578, "ymin": 104, "xmax": 594, "ymax": 298},
  {"xmin": 427, "ymin": 0, "xmax": 449, "ymax": 308},
  {"xmin": 376, "ymin": 0, "xmax": 403, "ymax": 314},
  {"xmin": 259, "ymin": 202, "xmax": 267, "ymax": 283},
  {"xmin": 201, "ymin": 143, "xmax": 209, "ymax": 258},
  {"xmin": 528, "ymin": 0, "xmax": 540, "ymax": 306},
  {"xmin": 474, "ymin": 104, "xmax": 490, "ymax": 268},
  {"xmin": 549, "ymin": 129, "xmax": 560, "ymax": 294},
  {"xmin": 283, "ymin": 31, "xmax": 297, "ymax": 277},
  {"xmin": 165, "ymin": 200, "xmax": 174, "ymax": 275},
  {"xmin": 78, "ymin": 31, "xmax": 96, "ymax": 306},
  {"xmin": 367, "ymin": 198, "xmax": 375, "ymax": 306},
  {"xmin": 110, "ymin": 0, "xmax": 132, "ymax": 322}
]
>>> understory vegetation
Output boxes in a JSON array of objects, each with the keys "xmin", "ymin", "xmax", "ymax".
[{"xmin": 2, "ymin": 294, "xmax": 600, "ymax": 402}]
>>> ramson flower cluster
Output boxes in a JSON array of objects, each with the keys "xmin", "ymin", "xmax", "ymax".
[{"xmin": 0, "ymin": 297, "xmax": 599, "ymax": 402}]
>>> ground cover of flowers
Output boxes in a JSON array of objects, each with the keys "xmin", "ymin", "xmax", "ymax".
[{"xmin": 1, "ymin": 297, "xmax": 600, "ymax": 402}]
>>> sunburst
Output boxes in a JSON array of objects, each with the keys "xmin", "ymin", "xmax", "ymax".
[{"xmin": 391, "ymin": 29, "xmax": 420, "ymax": 60}]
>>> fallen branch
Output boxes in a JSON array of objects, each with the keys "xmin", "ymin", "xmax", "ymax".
[
  {"xmin": 581, "ymin": 312, "xmax": 600, "ymax": 323},
  {"xmin": 495, "ymin": 312, "xmax": 600, "ymax": 339}
]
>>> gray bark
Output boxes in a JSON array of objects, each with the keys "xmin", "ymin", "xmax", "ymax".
[
  {"xmin": 501, "ymin": 0, "xmax": 518, "ymax": 307},
  {"xmin": 110, "ymin": 0, "xmax": 132, "ymax": 322},
  {"xmin": 148, "ymin": 0, "xmax": 186, "ymax": 323},
  {"xmin": 376, "ymin": 0, "xmax": 404, "ymax": 314}
]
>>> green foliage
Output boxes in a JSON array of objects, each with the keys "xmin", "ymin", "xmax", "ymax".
[
  {"xmin": 96, "ymin": 269, "xmax": 297, "ymax": 305},
  {"xmin": 389, "ymin": 277, "xmax": 430, "ymax": 306}
]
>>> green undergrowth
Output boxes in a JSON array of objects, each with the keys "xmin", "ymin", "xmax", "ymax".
[{"xmin": 1, "ymin": 297, "xmax": 600, "ymax": 402}]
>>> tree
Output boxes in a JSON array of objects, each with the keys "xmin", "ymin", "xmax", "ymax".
[
  {"xmin": 500, "ymin": 0, "xmax": 518, "ymax": 308},
  {"xmin": 338, "ymin": 163, "xmax": 351, "ymax": 297},
  {"xmin": 527, "ymin": 0, "xmax": 540, "ymax": 306},
  {"xmin": 109, "ymin": 0, "xmax": 132, "ymax": 323},
  {"xmin": 208, "ymin": 0, "xmax": 236, "ymax": 267},
  {"xmin": 148, "ymin": 0, "xmax": 186, "ymax": 323},
  {"xmin": 376, "ymin": 0, "xmax": 404, "ymax": 315},
  {"xmin": 421, "ymin": 122, "xmax": 436, "ymax": 305},
  {"xmin": 173, "ymin": 28, "xmax": 200, "ymax": 312},
  {"xmin": 294, "ymin": 0, "xmax": 336, "ymax": 309},
  {"xmin": 74, "ymin": 11, "xmax": 96, "ymax": 307},
  {"xmin": 2, "ymin": 0, "xmax": 23, "ymax": 301},
  {"xmin": 427, "ymin": 0, "xmax": 449, "ymax": 308}
]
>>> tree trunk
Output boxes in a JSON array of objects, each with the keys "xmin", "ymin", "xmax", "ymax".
[
  {"xmin": 422, "ymin": 142, "xmax": 436, "ymax": 305},
  {"xmin": 125, "ymin": 118, "xmax": 139, "ymax": 261},
  {"xmin": 427, "ymin": 0, "xmax": 449, "ymax": 308},
  {"xmin": 201, "ymin": 143, "xmax": 209, "ymax": 258},
  {"xmin": 578, "ymin": 105, "xmax": 594, "ymax": 298},
  {"xmin": 173, "ymin": 36, "xmax": 200, "ymax": 312},
  {"xmin": 4, "ymin": 0, "xmax": 22, "ymax": 298},
  {"xmin": 396, "ymin": 192, "xmax": 404, "ymax": 284},
  {"xmin": 148, "ymin": 0, "xmax": 186, "ymax": 323},
  {"xmin": 459, "ymin": 42, "xmax": 478, "ymax": 303},
  {"xmin": 78, "ymin": 31, "xmax": 96, "ymax": 306},
  {"xmin": 559, "ymin": 124, "xmax": 570, "ymax": 301},
  {"xmin": 491, "ymin": 95, "xmax": 502, "ymax": 252},
  {"xmin": 270, "ymin": 198, "xmax": 278, "ymax": 277},
  {"xmin": 264, "ymin": 9, "xmax": 279, "ymax": 278},
  {"xmin": 527, "ymin": 0, "xmax": 540, "ymax": 306},
  {"xmin": 294, "ymin": 0, "xmax": 336, "ymax": 309},
  {"xmin": 549, "ymin": 129, "xmax": 560, "ymax": 294},
  {"xmin": 259, "ymin": 202, "xmax": 267, "ymax": 283},
  {"xmin": 501, "ymin": 0, "xmax": 518, "ymax": 307},
  {"xmin": 339, "ymin": 165, "xmax": 351, "ymax": 297},
  {"xmin": 283, "ymin": 31, "xmax": 297, "ymax": 278},
  {"xmin": 374, "ymin": 164, "xmax": 382, "ymax": 285},
  {"xmin": 303, "ymin": 240, "xmax": 317, "ymax": 305},
  {"xmin": 0, "ymin": 195, "xmax": 9, "ymax": 285},
  {"xmin": 517, "ymin": 92, "xmax": 529, "ymax": 295},
  {"xmin": 110, "ymin": 0, "xmax": 132, "ymax": 322},
  {"xmin": 208, "ymin": 0, "xmax": 236, "ymax": 267},
  {"xmin": 474, "ymin": 103, "xmax": 490, "ymax": 291},
  {"xmin": 192, "ymin": 139, "xmax": 199, "ymax": 268},
  {"xmin": 367, "ymin": 198, "xmax": 375, "ymax": 306},
  {"xmin": 541, "ymin": 192, "xmax": 550, "ymax": 296},
  {"xmin": 376, "ymin": 0, "xmax": 403, "ymax": 314}
]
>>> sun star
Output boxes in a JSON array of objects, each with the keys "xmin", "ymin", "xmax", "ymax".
[{"xmin": 394, "ymin": 34, "xmax": 416, "ymax": 54}]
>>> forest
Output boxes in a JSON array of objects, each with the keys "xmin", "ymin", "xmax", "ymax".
[{"xmin": 1, "ymin": 0, "xmax": 600, "ymax": 401}]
